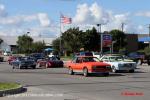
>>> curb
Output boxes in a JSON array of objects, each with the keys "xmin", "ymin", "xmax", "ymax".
[{"xmin": 0, "ymin": 85, "xmax": 27, "ymax": 97}]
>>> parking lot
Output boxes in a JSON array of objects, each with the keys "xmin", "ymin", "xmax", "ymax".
[{"xmin": 0, "ymin": 62, "xmax": 150, "ymax": 100}]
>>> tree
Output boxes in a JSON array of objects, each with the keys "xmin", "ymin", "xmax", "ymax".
[
  {"xmin": 81, "ymin": 27, "xmax": 100, "ymax": 51},
  {"xmin": 52, "ymin": 38, "xmax": 60, "ymax": 52},
  {"xmin": 32, "ymin": 41, "xmax": 45, "ymax": 53},
  {"xmin": 109, "ymin": 29, "xmax": 126, "ymax": 52},
  {"xmin": 17, "ymin": 34, "xmax": 33, "ymax": 54},
  {"xmin": 0, "ymin": 38, "xmax": 3, "ymax": 44},
  {"xmin": 62, "ymin": 27, "xmax": 83, "ymax": 52}
]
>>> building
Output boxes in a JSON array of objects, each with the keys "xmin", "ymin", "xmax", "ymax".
[{"xmin": 0, "ymin": 36, "xmax": 56, "ymax": 52}]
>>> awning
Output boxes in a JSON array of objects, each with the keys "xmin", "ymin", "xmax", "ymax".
[
  {"xmin": 138, "ymin": 37, "xmax": 150, "ymax": 42},
  {"xmin": 44, "ymin": 48, "xmax": 53, "ymax": 51}
]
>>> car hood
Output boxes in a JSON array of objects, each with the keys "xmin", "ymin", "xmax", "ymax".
[{"xmin": 82, "ymin": 62, "xmax": 110, "ymax": 66}]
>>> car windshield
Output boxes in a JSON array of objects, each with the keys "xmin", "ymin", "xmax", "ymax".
[
  {"xmin": 109, "ymin": 56, "xmax": 124, "ymax": 62},
  {"xmin": 82, "ymin": 57, "xmax": 100, "ymax": 62}
]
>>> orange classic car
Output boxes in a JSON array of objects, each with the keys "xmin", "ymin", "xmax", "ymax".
[{"xmin": 66, "ymin": 56, "xmax": 111, "ymax": 77}]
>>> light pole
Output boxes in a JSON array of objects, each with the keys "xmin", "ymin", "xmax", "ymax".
[
  {"xmin": 97, "ymin": 24, "xmax": 103, "ymax": 57},
  {"xmin": 26, "ymin": 32, "xmax": 30, "ymax": 54},
  {"xmin": 111, "ymin": 41, "xmax": 116, "ymax": 54}
]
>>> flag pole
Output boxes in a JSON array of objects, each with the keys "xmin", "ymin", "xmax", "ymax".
[{"xmin": 59, "ymin": 13, "xmax": 62, "ymax": 57}]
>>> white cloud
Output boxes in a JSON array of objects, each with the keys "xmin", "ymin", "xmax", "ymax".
[
  {"xmin": 0, "ymin": 4, "xmax": 57, "ymax": 37},
  {"xmin": 136, "ymin": 11, "xmax": 150, "ymax": 17},
  {"xmin": 0, "ymin": 4, "xmax": 7, "ymax": 17},
  {"xmin": 72, "ymin": 2, "xmax": 143, "ymax": 34},
  {"xmin": 73, "ymin": 2, "xmax": 109, "ymax": 25},
  {"xmin": 38, "ymin": 13, "xmax": 51, "ymax": 27}
]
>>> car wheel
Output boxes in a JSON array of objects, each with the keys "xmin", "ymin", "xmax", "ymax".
[
  {"xmin": 129, "ymin": 69, "xmax": 134, "ymax": 73},
  {"xmin": 112, "ymin": 66, "xmax": 117, "ymax": 73},
  {"xmin": 83, "ymin": 68, "xmax": 88, "ymax": 77},
  {"xmin": 137, "ymin": 59, "xmax": 142, "ymax": 65},
  {"xmin": 12, "ymin": 66, "xmax": 15, "ymax": 69},
  {"xmin": 32, "ymin": 66, "xmax": 36, "ymax": 69},
  {"xmin": 68, "ymin": 67, "xmax": 74, "ymax": 75},
  {"xmin": 147, "ymin": 61, "xmax": 150, "ymax": 65}
]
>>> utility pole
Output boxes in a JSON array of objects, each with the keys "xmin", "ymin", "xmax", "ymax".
[
  {"xmin": 97, "ymin": 24, "xmax": 103, "ymax": 57},
  {"xmin": 121, "ymin": 23, "xmax": 125, "ymax": 32},
  {"xmin": 120, "ymin": 23, "xmax": 125, "ymax": 49},
  {"xmin": 148, "ymin": 24, "xmax": 150, "ymax": 48}
]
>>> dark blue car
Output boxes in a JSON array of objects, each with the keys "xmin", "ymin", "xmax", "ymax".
[{"xmin": 11, "ymin": 57, "xmax": 36, "ymax": 69}]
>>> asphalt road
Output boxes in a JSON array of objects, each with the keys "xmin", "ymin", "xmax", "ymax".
[{"xmin": 0, "ymin": 62, "xmax": 150, "ymax": 100}]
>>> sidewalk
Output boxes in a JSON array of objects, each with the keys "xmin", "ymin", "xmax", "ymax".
[{"xmin": 1, "ymin": 86, "xmax": 83, "ymax": 100}]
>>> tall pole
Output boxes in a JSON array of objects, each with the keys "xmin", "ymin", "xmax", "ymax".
[
  {"xmin": 148, "ymin": 24, "xmax": 150, "ymax": 48},
  {"xmin": 59, "ymin": 14, "xmax": 62, "ymax": 57},
  {"xmin": 97, "ymin": 24, "xmax": 103, "ymax": 56}
]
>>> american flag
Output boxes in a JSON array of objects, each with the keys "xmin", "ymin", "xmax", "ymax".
[{"xmin": 61, "ymin": 15, "xmax": 72, "ymax": 24}]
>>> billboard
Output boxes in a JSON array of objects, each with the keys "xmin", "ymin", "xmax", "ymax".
[{"xmin": 103, "ymin": 34, "xmax": 112, "ymax": 47}]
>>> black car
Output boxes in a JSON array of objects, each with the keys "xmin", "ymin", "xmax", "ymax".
[
  {"xmin": 11, "ymin": 57, "xmax": 36, "ymax": 69},
  {"xmin": 29, "ymin": 53, "xmax": 45, "ymax": 62},
  {"xmin": 127, "ymin": 52, "xmax": 150, "ymax": 65}
]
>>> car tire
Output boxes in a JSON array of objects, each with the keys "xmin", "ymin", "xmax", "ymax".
[
  {"xmin": 112, "ymin": 66, "xmax": 117, "ymax": 73},
  {"xmin": 32, "ymin": 66, "xmax": 36, "ymax": 69},
  {"xmin": 12, "ymin": 66, "xmax": 15, "ymax": 69},
  {"xmin": 147, "ymin": 61, "xmax": 150, "ymax": 65},
  {"xmin": 68, "ymin": 67, "xmax": 74, "ymax": 75},
  {"xmin": 129, "ymin": 69, "xmax": 134, "ymax": 73},
  {"xmin": 83, "ymin": 68, "xmax": 88, "ymax": 77}
]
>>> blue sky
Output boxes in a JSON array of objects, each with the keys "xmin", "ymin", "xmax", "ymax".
[{"xmin": 0, "ymin": 0, "xmax": 150, "ymax": 37}]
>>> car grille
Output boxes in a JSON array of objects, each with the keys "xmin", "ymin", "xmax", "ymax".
[{"xmin": 123, "ymin": 64, "xmax": 133, "ymax": 67}]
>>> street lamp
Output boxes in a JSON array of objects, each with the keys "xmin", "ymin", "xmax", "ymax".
[
  {"xmin": 26, "ymin": 32, "xmax": 30, "ymax": 54},
  {"xmin": 97, "ymin": 24, "xmax": 103, "ymax": 57}
]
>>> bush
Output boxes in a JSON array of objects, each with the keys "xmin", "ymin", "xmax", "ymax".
[{"xmin": 144, "ymin": 46, "xmax": 150, "ymax": 55}]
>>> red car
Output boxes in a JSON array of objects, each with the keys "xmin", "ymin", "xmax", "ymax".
[
  {"xmin": 8, "ymin": 56, "xmax": 17, "ymax": 65},
  {"xmin": 36, "ymin": 57, "xmax": 64, "ymax": 68},
  {"xmin": 65, "ymin": 56, "xmax": 111, "ymax": 77}
]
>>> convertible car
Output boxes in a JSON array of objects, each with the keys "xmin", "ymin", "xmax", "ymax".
[
  {"xmin": 11, "ymin": 57, "xmax": 36, "ymax": 69},
  {"xmin": 36, "ymin": 57, "xmax": 63, "ymax": 68},
  {"xmin": 65, "ymin": 56, "xmax": 111, "ymax": 77},
  {"xmin": 100, "ymin": 55, "xmax": 136, "ymax": 73}
]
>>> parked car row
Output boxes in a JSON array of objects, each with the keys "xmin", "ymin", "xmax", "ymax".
[
  {"xmin": 8, "ymin": 54, "xmax": 64, "ymax": 69},
  {"xmin": 5, "ymin": 52, "xmax": 143, "ymax": 77}
]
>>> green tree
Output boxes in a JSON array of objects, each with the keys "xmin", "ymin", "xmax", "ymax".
[
  {"xmin": 32, "ymin": 41, "xmax": 45, "ymax": 53},
  {"xmin": 0, "ymin": 38, "xmax": 3, "ymax": 44},
  {"xmin": 17, "ymin": 34, "xmax": 33, "ymax": 54},
  {"xmin": 109, "ymin": 29, "xmax": 126, "ymax": 52},
  {"xmin": 52, "ymin": 38, "xmax": 60, "ymax": 52},
  {"xmin": 62, "ymin": 27, "xmax": 83, "ymax": 52},
  {"xmin": 81, "ymin": 27, "xmax": 100, "ymax": 51}
]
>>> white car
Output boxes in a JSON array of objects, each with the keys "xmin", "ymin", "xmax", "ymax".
[{"xmin": 100, "ymin": 55, "xmax": 136, "ymax": 73}]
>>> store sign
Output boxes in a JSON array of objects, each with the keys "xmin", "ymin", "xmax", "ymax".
[{"xmin": 103, "ymin": 34, "xmax": 112, "ymax": 47}]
